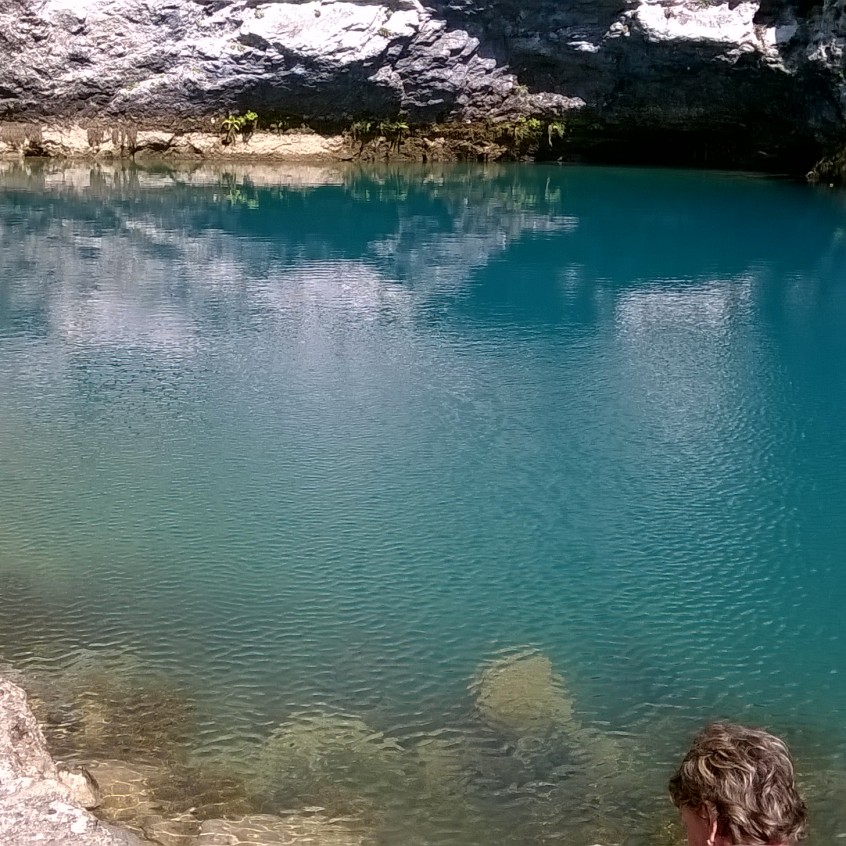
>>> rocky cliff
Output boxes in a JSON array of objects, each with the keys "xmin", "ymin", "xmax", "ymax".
[{"xmin": 0, "ymin": 0, "xmax": 844, "ymax": 167}]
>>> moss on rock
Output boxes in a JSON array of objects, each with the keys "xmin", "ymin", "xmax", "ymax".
[
  {"xmin": 25, "ymin": 649, "xmax": 198, "ymax": 764},
  {"xmin": 471, "ymin": 648, "xmax": 578, "ymax": 735},
  {"xmin": 249, "ymin": 712, "xmax": 407, "ymax": 817},
  {"xmin": 808, "ymin": 145, "xmax": 846, "ymax": 184}
]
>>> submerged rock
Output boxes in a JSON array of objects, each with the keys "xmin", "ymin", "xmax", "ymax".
[
  {"xmin": 792, "ymin": 762, "xmax": 846, "ymax": 843},
  {"xmin": 472, "ymin": 648, "xmax": 578, "ymax": 735},
  {"xmin": 22, "ymin": 648, "xmax": 197, "ymax": 765},
  {"xmin": 87, "ymin": 760, "xmax": 168, "ymax": 827},
  {"xmin": 471, "ymin": 648, "xmax": 631, "ymax": 832},
  {"xmin": 89, "ymin": 759, "xmax": 204, "ymax": 846},
  {"xmin": 411, "ymin": 733, "xmax": 470, "ymax": 799},
  {"xmin": 0, "ymin": 677, "xmax": 143, "ymax": 846},
  {"xmin": 197, "ymin": 813, "xmax": 371, "ymax": 846},
  {"xmin": 88, "ymin": 757, "xmax": 375, "ymax": 845},
  {"xmin": 10, "ymin": 651, "xmax": 253, "ymax": 842},
  {"xmin": 89, "ymin": 757, "xmax": 260, "ymax": 846},
  {"xmin": 249, "ymin": 712, "xmax": 407, "ymax": 818}
]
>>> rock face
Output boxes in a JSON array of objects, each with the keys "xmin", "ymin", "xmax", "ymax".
[
  {"xmin": 0, "ymin": 678, "xmax": 143, "ymax": 846},
  {"xmin": 0, "ymin": 0, "xmax": 844, "ymax": 163}
]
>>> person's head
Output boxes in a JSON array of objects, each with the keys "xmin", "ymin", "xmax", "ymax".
[{"xmin": 668, "ymin": 722, "xmax": 807, "ymax": 846}]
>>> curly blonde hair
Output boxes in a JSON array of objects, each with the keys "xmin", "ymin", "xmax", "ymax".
[{"xmin": 669, "ymin": 722, "xmax": 807, "ymax": 845}]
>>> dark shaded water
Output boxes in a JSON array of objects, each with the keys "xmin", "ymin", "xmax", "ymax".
[{"xmin": 1, "ymin": 161, "xmax": 845, "ymax": 844}]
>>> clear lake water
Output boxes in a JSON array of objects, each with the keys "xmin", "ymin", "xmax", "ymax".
[{"xmin": 0, "ymin": 161, "xmax": 845, "ymax": 845}]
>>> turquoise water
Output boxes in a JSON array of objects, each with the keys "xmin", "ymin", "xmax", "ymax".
[{"xmin": 1, "ymin": 162, "xmax": 846, "ymax": 844}]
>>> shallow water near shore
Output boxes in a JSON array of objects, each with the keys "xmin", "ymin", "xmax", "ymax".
[{"xmin": 1, "ymin": 161, "xmax": 846, "ymax": 844}]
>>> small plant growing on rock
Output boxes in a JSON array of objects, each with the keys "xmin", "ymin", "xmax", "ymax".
[
  {"xmin": 379, "ymin": 118, "xmax": 410, "ymax": 148},
  {"xmin": 220, "ymin": 110, "xmax": 258, "ymax": 144},
  {"xmin": 350, "ymin": 119, "xmax": 375, "ymax": 141},
  {"xmin": 502, "ymin": 117, "xmax": 543, "ymax": 145},
  {"xmin": 348, "ymin": 117, "xmax": 411, "ymax": 150},
  {"xmin": 267, "ymin": 116, "xmax": 296, "ymax": 134},
  {"xmin": 547, "ymin": 121, "xmax": 566, "ymax": 145}
]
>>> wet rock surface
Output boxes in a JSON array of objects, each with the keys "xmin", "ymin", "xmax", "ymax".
[
  {"xmin": 0, "ymin": 0, "xmax": 843, "ymax": 165},
  {"xmin": 196, "ymin": 814, "xmax": 372, "ymax": 846},
  {"xmin": 1, "ymin": 644, "xmax": 672, "ymax": 845},
  {"xmin": 0, "ymin": 678, "xmax": 143, "ymax": 846},
  {"xmin": 472, "ymin": 649, "xmax": 578, "ymax": 735}
]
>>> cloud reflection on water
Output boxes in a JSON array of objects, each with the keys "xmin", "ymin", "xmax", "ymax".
[
  {"xmin": 2, "ymin": 161, "xmax": 846, "ymax": 844},
  {"xmin": 2, "ymin": 160, "xmax": 845, "ymax": 357}
]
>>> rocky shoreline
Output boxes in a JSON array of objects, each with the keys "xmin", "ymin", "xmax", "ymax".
[
  {"xmin": 0, "ymin": 674, "xmax": 380, "ymax": 845},
  {"xmin": 0, "ymin": 649, "xmax": 664, "ymax": 846},
  {"xmin": 0, "ymin": 677, "xmax": 141, "ymax": 846},
  {"xmin": 0, "ymin": 673, "xmax": 399, "ymax": 846},
  {"xmin": 0, "ymin": 124, "xmax": 350, "ymax": 163},
  {"xmin": 2, "ymin": 0, "xmax": 846, "ymax": 177},
  {"xmin": 0, "ymin": 120, "xmax": 561, "ymax": 165},
  {"xmin": 0, "ymin": 117, "xmax": 840, "ymax": 177}
]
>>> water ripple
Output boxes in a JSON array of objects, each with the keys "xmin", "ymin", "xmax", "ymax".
[{"xmin": 1, "ymin": 162, "xmax": 846, "ymax": 844}]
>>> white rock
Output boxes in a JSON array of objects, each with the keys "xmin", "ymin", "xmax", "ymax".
[
  {"xmin": 0, "ymin": 678, "xmax": 143, "ymax": 846},
  {"xmin": 632, "ymin": 1, "xmax": 759, "ymax": 46}
]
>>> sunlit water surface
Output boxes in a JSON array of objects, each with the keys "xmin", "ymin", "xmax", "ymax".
[{"xmin": 1, "ymin": 162, "xmax": 845, "ymax": 845}]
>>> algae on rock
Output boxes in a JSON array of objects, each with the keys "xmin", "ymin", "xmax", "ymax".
[
  {"xmin": 22, "ymin": 648, "xmax": 198, "ymax": 765},
  {"xmin": 471, "ymin": 647, "xmax": 631, "ymax": 829},
  {"xmin": 472, "ymin": 648, "xmax": 578, "ymax": 735},
  {"xmin": 249, "ymin": 711, "xmax": 408, "ymax": 817}
]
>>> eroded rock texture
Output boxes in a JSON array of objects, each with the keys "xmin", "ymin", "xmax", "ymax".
[
  {"xmin": 0, "ymin": 678, "xmax": 143, "ymax": 846},
  {"xmin": 0, "ymin": 0, "xmax": 844, "ymax": 160}
]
